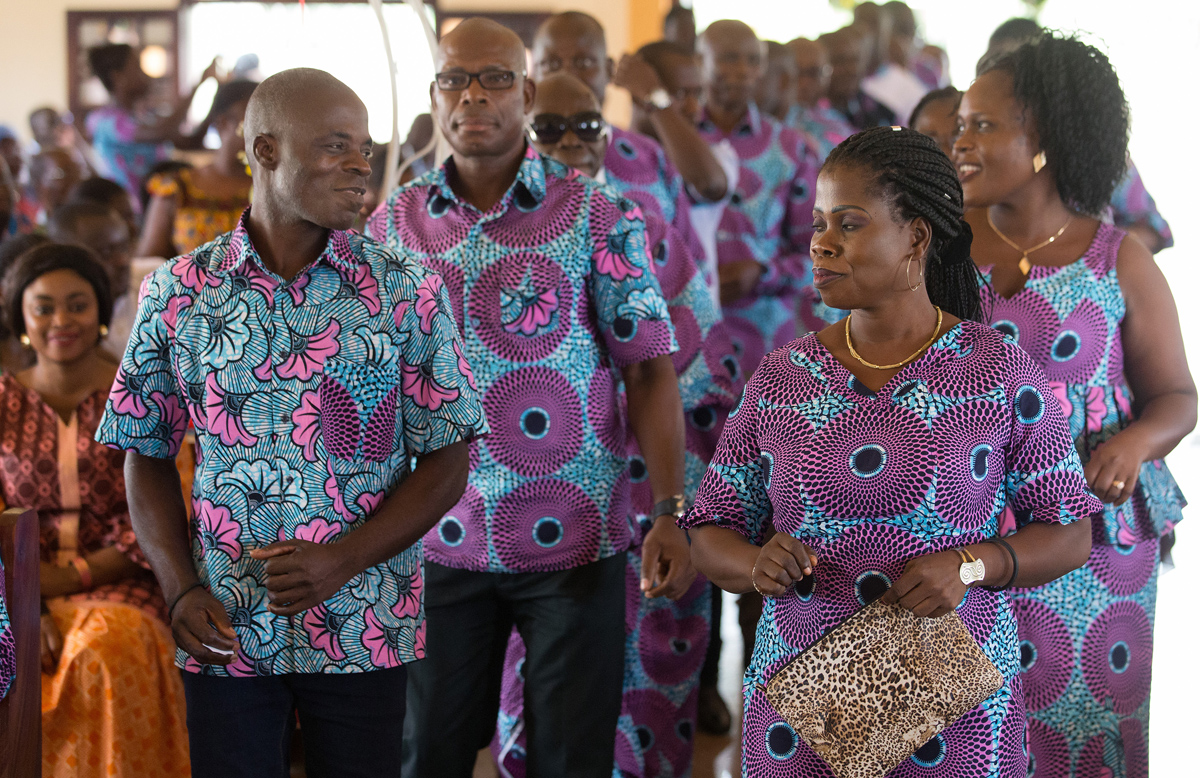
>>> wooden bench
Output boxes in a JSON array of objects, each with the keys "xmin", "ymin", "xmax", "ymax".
[{"xmin": 0, "ymin": 507, "xmax": 40, "ymax": 778}]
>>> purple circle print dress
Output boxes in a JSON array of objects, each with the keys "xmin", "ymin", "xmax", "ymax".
[
  {"xmin": 981, "ymin": 223, "xmax": 1185, "ymax": 778},
  {"xmin": 683, "ymin": 320, "xmax": 1101, "ymax": 777}
]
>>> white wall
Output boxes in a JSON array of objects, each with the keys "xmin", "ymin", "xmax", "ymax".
[{"xmin": 0, "ymin": 0, "xmax": 176, "ymax": 142}]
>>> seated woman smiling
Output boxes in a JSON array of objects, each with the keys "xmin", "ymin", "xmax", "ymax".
[
  {"xmin": 683, "ymin": 127, "xmax": 1100, "ymax": 777},
  {"xmin": 0, "ymin": 244, "xmax": 188, "ymax": 776}
]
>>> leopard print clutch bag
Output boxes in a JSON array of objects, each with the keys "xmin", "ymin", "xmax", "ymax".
[{"xmin": 764, "ymin": 598, "xmax": 1003, "ymax": 778}]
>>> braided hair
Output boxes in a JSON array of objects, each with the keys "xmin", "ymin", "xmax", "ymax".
[
  {"xmin": 824, "ymin": 126, "xmax": 984, "ymax": 322},
  {"xmin": 981, "ymin": 33, "xmax": 1129, "ymax": 216}
]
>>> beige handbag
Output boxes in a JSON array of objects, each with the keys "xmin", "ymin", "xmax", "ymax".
[{"xmin": 764, "ymin": 598, "xmax": 1004, "ymax": 778}]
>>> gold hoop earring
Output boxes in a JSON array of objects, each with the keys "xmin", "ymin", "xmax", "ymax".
[
  {"xmin": 906, "ymin": 257, "xmax": 924, "ymax": 292},
  {"xmin": 18, "ymin": 334, "xmax": 30, "ymax": 347},
  {"xmin": 1032, "ymin": 151, "xmax": 1047, "ymax": 174}
]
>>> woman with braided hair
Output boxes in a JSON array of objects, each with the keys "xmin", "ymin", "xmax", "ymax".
[
  {"xmin": 681, "ymin": 125, "xmax": 1099, "ymax": 776},
  {"xmin": 957, "ymin": 32, "xmax": 1194, "ymax": 778}
]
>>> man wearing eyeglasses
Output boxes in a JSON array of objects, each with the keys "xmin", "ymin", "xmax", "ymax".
[
  {"xmin": 784, "ymin": 37, "xmax": 855, "ymax": 162},
  {"xmin": 367, "ymin": 18, "xmax": 690, "ymax": 778},
  {"xmin": 489, "ymin": 70, "xmax": 740, "ymax": 778}
]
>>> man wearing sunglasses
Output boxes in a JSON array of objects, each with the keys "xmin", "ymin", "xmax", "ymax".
[
  {"xmin": 490, "ymin": 70, "xmax": 740, "ymax": 778},
  {"xmin": 367, "ymin": 19, "xmax": 689, "ymax": 778},
  {"xmin": 532, "ymin": 12, "xmax": 727, "ymax": 271},
  {"xmin": 784, "ymin": 37, "xmax": 854, "ymax": 162}
]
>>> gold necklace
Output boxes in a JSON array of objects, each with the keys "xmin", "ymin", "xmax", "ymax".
[
  {"xmin": 845, "ymin": 307, "xmax": 943, "ymax": 371},
  {"xmin": 986, "ymin": 210, "xmax": 1071, "ymax": 275}
]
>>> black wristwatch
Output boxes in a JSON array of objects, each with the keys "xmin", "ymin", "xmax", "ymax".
[{"xmin": 652, "ymin": 494, "xmax": 687, "ymax": 520}]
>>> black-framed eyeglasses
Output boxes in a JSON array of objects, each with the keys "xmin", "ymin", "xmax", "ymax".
[
  {"xmin": 435, "ymin": 70, "xmax": 520, "ymax": 91},
  {"xmin": 527, "ymin": 112, "xmax": 608, "ymax": 144}
]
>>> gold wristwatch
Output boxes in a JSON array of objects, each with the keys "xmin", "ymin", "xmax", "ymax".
[{"xmin": 956, "ymin": 547, "xmax": 985, "ymax": 586}]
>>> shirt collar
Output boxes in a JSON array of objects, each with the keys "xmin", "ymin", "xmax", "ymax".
[
  {"xmin": 210, "ymin": 207, "xmax": 359, "ymax": 276},
  {"xmin": 697, "ymin": 102, "xmax": 763, "ymax": 137},
  {"xmin": 424, "ymin": 142, "xmax": 547, "ymax": 213}
]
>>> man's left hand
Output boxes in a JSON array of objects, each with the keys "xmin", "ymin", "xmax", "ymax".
[
  {"xmin": 640, "ymin": 515, "xmax": 697, "ymax": 600},
  {"xmin": 613, "ymin": 54, "xmax": 664, "ymax": 105},
  {"xmin": 250, "ymin": 539, "xmax": 353, "ymax": 616}
]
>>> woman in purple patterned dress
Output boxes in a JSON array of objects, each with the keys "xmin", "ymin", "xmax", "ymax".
[
  {"xmin": 683, "ymin": 127, "xmax": 1100, "ymax": 777},
  {"xmin": 957, "ymin": 33, "xmax": 1194, "ymax": 778}
]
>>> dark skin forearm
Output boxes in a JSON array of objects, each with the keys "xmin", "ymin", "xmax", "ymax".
[
  {"xmin": 40, "ymin": 547, "xmax": 142, "ymax": 599},
  {"xmin": 622, "ymin": 355, "xmax": 685, "ymax": 507},
  {"xmin": 692, "ymin": 515, "xmax": 1092, "ymax": 612},
  {"xmin": 647, "ymin": 107, "xmax": 728, "ymax": 202},
  {"xmin": 125, "ymin": 451, "xmax": 197, "ymax": 607},
  {"xmin": 621, "ymin": 354, "xmax": 693, "ymax": 599},
  {"xmin": 688, "ymin": 525, "xmax": 763, "ymax": 594}
]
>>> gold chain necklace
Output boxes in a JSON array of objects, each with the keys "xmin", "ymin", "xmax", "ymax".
[
  {"xmin": 845, "ymin": 307, "xmax": 943, "ymax": 371},
  {"xmin": 986, "ymin": 210, "xmax": 1071, "ymax": 276}
]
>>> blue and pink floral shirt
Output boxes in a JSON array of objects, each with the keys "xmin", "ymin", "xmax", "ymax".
[
  {"xmin": 368, "ymin": 145, "xmax": 678, "ymax": 574},
  {"xmin": 95, "ymin": 212, "xmax": 487, "ymax": 676}
]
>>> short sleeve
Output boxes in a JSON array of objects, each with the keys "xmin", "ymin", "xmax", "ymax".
[
  {"xmin": 1001, "ymin": 340, "xmax": 1103, "ymax": 526},
  {"xmin": 681, "ymin": 377, "xmax": 773, "ymax": 544},
  {"xmin": 588, "ymin": 193, "xmax": 678, "ymax": 368},
  {"xmin": 395, "ymin": 270, "xmax": 489, "ymax": 456},
  {"xmin": 94, "ymin": 264, "xmax": 192, "ymax": 459}
]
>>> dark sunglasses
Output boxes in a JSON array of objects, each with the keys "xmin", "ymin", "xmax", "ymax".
[
  {"xmin": 527, "ymin": 112, "xmax": 608, "ymax": 144},
  {"xmin": 435, "ymin": 70, "xmax": 519, "ymax": 91}
]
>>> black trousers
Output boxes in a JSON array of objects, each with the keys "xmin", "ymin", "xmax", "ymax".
[
  {"xmin": 405, "ymin": 555, "xmax": 626, "ymax": 778},
  {"xmin": 181, "ymin": 665, "xmax": 407, "ymax": 778}
]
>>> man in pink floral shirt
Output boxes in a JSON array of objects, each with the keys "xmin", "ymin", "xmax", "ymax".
[{"xmin": 96, "ymin": 69, "xmax": 487, "ymax": 777}]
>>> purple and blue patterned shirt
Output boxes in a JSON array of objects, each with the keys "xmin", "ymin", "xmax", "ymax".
[
  {"xmin": 368, "ymin": 145, "xmax": 678, "ymax": 574},
  {"xmin": 86, "ymin": 105, "xmax": 172, "ymax": 209},
  {"xmin": 696, "ymin": 104, "xmax": 821, "ymax": 378},
  {"xmin": 784, "ymin": 99, "xmax": 855, "ymax": 162},
  {"xmin": 95, "ymin": 212, "xmax": 487, "ymax": 675},
  {"xmin": 1107, "ymin": 160, "xmax": 1173, "ymax": 253}
]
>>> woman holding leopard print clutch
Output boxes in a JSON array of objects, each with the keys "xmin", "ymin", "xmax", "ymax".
[{"xmin": 681, "ymin": 126, "xmax": 1100, "ymax": 778}]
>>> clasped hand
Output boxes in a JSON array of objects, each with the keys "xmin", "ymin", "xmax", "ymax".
[
  {"xmin": 752, "ymin": 535, "xmax": 969, "ymax": 619},
  {"xmin": 171, "ymin": 539, "xmax": 351, "ymax": 665}
]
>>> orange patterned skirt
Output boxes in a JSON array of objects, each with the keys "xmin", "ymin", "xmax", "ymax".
[{"xmin": 42, "ymin": 598, "xmax": 190, "ymax": 776}]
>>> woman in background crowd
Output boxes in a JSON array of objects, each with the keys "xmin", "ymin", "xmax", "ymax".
[
  {"xmin": 85, "ymin": 44, "xmax": 219, "ymax": 208},
  {"xmin": 909, "ymin": 86, "xmax": 960, "ymax": 158},
  {"xmin": 957, "ymin": 32, "xmax": 1193, "ymax": 777},
  {"xmin": 0, "ymin": 244, "xmax": 189, "ymax": 776},
  {"xmin": 137, "ymin": 80, "xmax": 257, "ymax": 258}
]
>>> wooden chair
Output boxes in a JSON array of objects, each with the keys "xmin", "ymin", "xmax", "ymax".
[{"xmin": 0, "ymin": 507, "xmax": 40, "ymax": 778}]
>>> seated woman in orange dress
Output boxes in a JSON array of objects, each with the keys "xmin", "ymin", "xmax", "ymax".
[
  {"xmin": 135, "ymin": 80, "xmax": 257, "ymax": 258},
  {"xmin": 0, "ymin": 243, "xmax": 188, "ymax": 776}
]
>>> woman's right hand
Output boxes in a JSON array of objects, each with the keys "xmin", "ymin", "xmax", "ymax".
[
  {"xmin": 40, "ymin": 611, "xmax": 63, "ymax": 675},
  {"xmin": 171, "ymin": 586, "xmax": 239, "ymax": 666},
  {"xmin": 751, "ymin": 533, "xmax": 818, "ymax": 597}
]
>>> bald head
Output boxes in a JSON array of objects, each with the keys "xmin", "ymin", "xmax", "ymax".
[
  {"xmin": 820, "ymin": 27, "xmax": 869, "ymax": 102},
  {"xmin": 698, "ymin": 21, "xmax": 765, "ymax": 115},
  {"xmin": 757, "ymin": 41, "xmax": 797, "ymax": 120},
  {"xmin": 243, "ymin": 68, "xmax": 363, "ymax": 148},
  {"xmin": 533, "ymin": 71, "xmax": 601, "ymax": 114},
  {"xmin": 532, "ymin": 11, "xmax": 612, "ymax": 102},
  {"xmin": 788, "ymin": 38, "xmax": 831, "ymax": 107},
  {"xmin": 433, "ymin": 17, "xmax": 534, "ymax": 165},
  {"xmin": 242, "ymin": 68, "xmax": 372, "ymax": 232},
  {"xmin": 439, "ymin": 17, "xmax": 526, "ymax": 74},
  {"xmin": 698, "ymin": 20, "xmax": 761, "ymax": 54}
]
